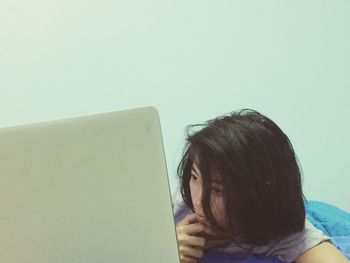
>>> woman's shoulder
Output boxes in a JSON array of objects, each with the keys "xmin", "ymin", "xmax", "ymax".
[
  {"xmin": 210, "ymin": 219, "xmax": 331, "ymax": 263},
  {"xmin": 257, "ymin": 218, "xmax": 331, "ymax": 262}
]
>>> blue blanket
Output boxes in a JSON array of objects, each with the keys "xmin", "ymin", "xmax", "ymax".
[{"xmin": 199, "ymin": 201, "xmax": 350, "ymax": 263}]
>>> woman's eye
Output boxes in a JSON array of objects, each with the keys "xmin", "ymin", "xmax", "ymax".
[{"xmin": 191, "ymin": 174, "xmax": 198, "ymax": 181}]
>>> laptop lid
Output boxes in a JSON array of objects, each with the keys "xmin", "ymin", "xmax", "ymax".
[{"xmin": 0, "ymin": 106, "xmax": 180, "ymax": 263}]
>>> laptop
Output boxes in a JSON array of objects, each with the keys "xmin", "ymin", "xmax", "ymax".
[{"xmin": 0, "ymin": 106, "xmax": 180, "ymax": 263}]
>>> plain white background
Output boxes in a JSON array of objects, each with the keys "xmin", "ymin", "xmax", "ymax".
[{"xmin": 1, "ymin": 0, "xmax": 349, "ymax": 211}]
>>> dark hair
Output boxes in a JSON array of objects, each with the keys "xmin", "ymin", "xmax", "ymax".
[{"xmin": 177, "ymin": 109, "xmax": 305, "ymax": 246}]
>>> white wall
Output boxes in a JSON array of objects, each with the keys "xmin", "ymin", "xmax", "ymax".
[{"xmin": 1, "ymin": 0, "xmax": 349, "ymax": 211}]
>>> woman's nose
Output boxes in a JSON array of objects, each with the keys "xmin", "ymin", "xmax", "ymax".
[{"xmin": 193, "ymin": 190, "xmax": 204, "ymax": 214}]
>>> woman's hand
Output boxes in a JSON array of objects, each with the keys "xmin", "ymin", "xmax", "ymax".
[{"xmin": 176, "ymin": 213, "xmax": 215, "ymax": 263}]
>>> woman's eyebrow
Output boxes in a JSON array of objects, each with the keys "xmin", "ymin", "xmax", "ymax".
[
  {"xmin": 190, "ymin": 168, "xmax": 199, "ymax": 177},
  {"xmin": 191, "ymin": 164, "xmax": 200, "ymax": 175}
]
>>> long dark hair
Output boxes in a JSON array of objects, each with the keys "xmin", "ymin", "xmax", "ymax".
[{"xmin": 177, "ymin": 109, "xmax": 305, "ymax": 246}]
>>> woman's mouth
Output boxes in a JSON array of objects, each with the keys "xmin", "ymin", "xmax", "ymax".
[
  {"xmin": 196, "ymin": 214, "xmax": 205, "ymax": 220},
  {"xmin": 196, "ymin": 214, "xmax": 210, "ymax": 225}
]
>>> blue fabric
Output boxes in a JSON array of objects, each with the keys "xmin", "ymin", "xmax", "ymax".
[
  {"xmin": 305, "ymin": 200, "xmax": 350, "ymax": 260},
  {"xmin": 198, "ymin": 201, "xmax": 350, "ymax": 263},
  {"xmin": 304, "ymin": 200, "xmax": 350, "ymax": 236},
  {"xmin": 332, "ymin": 236, "xmax": 350, "ymax": 258}
]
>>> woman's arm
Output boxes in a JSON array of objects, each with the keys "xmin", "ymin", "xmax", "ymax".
[{"xmin": 295, "ymin": 241, "xmax": 349, "ymax": 263}]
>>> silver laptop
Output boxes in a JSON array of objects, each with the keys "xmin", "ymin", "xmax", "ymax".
[{"xmin": 0, "ymin": 106, "xmax": 180, "ymax": 263}]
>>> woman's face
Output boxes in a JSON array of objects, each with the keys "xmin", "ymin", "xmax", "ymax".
[{"xmin": 189, "ymin": 162, "xmax": 229, "ymax": 229}]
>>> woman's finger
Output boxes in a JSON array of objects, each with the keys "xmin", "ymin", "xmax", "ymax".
[
  {"xmin": 178, "ymin": 235, "xmax": 206, "ymax": 248},
  {"xmin": 179, "ymin": 222, "xmax": 203, "ymax": 235},
  {"xmin": 181, "ymin": 222, "xmax": 216, "ymax": 237},
  {"xmin": 180, "ymin": 245, "xmax": 204, "ymax": 259},
  {"xmin": 178, "ymin": 213, "xmax": 198, "ymax": 227},
  {"xmin": 179, "ymin": 254, "xmax": 197, "ymax": 263}
]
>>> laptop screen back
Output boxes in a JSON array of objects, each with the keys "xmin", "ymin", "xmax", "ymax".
[{"xmin": 0, "ymin": 107, "xmax": 180, "ymax": 263}]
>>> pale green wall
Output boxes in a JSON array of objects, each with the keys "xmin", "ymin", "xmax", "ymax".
[{"xmin": 1, "ymin": 0, "xmax": 349, "ymax": 211}]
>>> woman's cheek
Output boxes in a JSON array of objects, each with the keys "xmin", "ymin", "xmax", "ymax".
[{"xmin": 212, "ymin": 199, "xmax": 228, "ymax": 227}]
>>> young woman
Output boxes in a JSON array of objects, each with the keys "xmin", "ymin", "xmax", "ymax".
[{"xmin": 173, "ymin": 109, "xmax": 349, "ymax": 263}]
